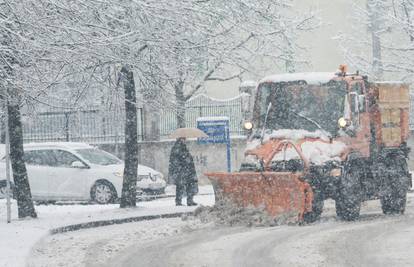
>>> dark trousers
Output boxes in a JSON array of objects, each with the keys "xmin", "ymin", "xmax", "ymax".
[{"xmin": 175, "ymin": 183, "xmax": 194, "ymax": 204}]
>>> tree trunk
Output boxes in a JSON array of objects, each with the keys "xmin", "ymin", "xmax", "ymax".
[
  {"xmin": 367, "ymin": 0, "xmax": 384, "ymax": 80},
  {"xmin": 7, "ymin": 99, "xmax": 37, "ymax": 218},
  {"xmin": 120, "ymin": 66, "xmax": 139, "ymax": 208},
  {"xmin": 175, "ymin": 81, "xmax": 186, "ymax": 128},
  {"xmin": 371, "ymin": 31, "xmax": 383, "ymax": 79}
]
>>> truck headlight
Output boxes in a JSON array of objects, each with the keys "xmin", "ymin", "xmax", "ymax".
[
  {"xmin": 338, "ymin": 117, "xmax": 348, "ymax": 128},
  {"xmin": 244, "ymin": 121, "xmax": 253, "ymax": 130}
]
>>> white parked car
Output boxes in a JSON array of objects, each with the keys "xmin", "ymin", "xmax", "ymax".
[{"xmin": 0, "ymin": 142, "xmax": 166, "ymax": 204}]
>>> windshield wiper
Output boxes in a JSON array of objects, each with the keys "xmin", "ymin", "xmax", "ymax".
[
  {"xmin": 260, "ymin": 102, "xmax": 272, "ymax": 143},
  {"xmin": 289, "ymin": 109, "xmax": 332, "ymax": 139}
]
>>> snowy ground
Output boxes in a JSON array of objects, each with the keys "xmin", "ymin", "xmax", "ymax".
[
  {"xmin": 0, "ymin": 185, "xmax": 214, "ymax": 267},
  {"xmin": 24, "ymin": 192, "xmax": 414, "ymax": 267}
]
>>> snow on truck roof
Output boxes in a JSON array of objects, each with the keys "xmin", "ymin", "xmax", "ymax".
[
  {"xmin": 24, "ymin": 142, "xmax": 93, "ymax": 150},
  {"xmin": 259, "ymin": 72, "xmax": 336, "ymax": 85}
]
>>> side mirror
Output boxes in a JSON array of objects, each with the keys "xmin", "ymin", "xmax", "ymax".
[
  {"xmin": 358, "ymin": 95, "xmax": 366, "ymax": 112},
  {"xmin": 71, "ymin": 161, "xmax": 87, "ymax": 169}
]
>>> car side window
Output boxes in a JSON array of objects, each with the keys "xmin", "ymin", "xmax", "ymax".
[
  {"xmin": 23, "ymin": 150, "xmax": 57, "ymax": 166},
  {"xmin": 23, "ymin": 151, "xmax": 42, "ymax": 165},
  {"xmin": 53, "ymin": 150, "xmax": 82, "ymax": 168}
]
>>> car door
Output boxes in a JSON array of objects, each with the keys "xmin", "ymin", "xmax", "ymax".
[
  {"xmin": 47, "ymin": 149, "xmax": 88, "ymax": 200},
  {"xmin": 23, "ymin": 150, "xmax": 56, "ymax": 200}
]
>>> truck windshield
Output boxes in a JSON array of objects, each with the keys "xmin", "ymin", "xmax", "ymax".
[{"xmin": 254, "ymin": 80, "xmax": 347, "ymax": 135}]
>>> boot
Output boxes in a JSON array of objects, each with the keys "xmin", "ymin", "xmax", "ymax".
[{"xmin": 187, "ymin": 196, "xmax": 197, "ymax": 206}]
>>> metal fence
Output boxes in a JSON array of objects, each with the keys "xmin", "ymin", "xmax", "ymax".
[
  {"xmin": 21, "ymin": 93, "xmax": 246, "ymax": 143},
  {"xmin": 159, "ymin": 94, "xmax": 245, "ymax": 138},
  {"xmin": 410, "ymin": 94, "xmax": 414, "ymax": 130},
  {"xmin": 22, "ymin": 108, "xmax": 144, "ymax": 143}
]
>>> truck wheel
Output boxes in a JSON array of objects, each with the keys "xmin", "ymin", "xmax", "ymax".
[
  {"xmin": 303, "ymin": 188, "xmax": 324, "ymax": 223},
  {"xmin": 335, "ymin": 162, "xmax": 362, "ymax": 221},
  {"xmin": 380, "ymin": 155, "xmax": 409, "ymax": 215}
]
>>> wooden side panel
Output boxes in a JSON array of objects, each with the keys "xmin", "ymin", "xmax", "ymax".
[
  {"xmin": 377, "ymin": 83, "xmax": 409, "ymax": 109},
  {"xmin": 401, "ymin": 108, "xmax": 410, "ymax": 142},
  {"xmin": 382, "ymin": 127, "xmax": 402, "ymax": 147},
  {"xmin": 372, "ymin": 82, "xmax": 410, "ymax": 147}
]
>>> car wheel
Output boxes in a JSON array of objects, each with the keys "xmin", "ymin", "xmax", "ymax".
[
  {"xmin": 90, "ymin": 180, "xmax": 117, "ymax": 204},
  {"xmin": 0, "ymin": 181, "xmax": 14, "ymax": 199}
]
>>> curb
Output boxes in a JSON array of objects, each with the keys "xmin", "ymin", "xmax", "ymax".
[{"xmin": 50, "ymin": 211, "xmax": 193, "ymax": 235}]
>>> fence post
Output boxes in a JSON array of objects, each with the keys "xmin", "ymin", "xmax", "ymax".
[
  {"xmin": 64, "ymin": 112, "xmax": 70, "ymax": 142},
  {"xmin": 142, "ymin": 103, "xmax": 159, "ymax": 141}
]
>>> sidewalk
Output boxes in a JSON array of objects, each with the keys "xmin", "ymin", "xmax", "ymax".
[{"xmin": 0, "ymin": 186, "xmax": 215, "ymax": 267}]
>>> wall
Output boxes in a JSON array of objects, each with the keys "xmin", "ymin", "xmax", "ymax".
[{"xmin": 98, "ymin": 137, "xmax": 248, "ymax": 185}]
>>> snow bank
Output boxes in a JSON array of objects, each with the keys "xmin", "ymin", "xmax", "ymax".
[
  {"xmin": 0, "ymin": 188, "xmax": 215, "ymax": 267},
  {"xmin": 191, "ymin": 199, "xmax": 298, "ymax": 227},
  {"xmin": 28, "ymin": 218, "xmax": 209, "ymax": 267}
]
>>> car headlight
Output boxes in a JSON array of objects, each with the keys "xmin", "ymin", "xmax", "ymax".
[
  {"xmin": 137, "ymin": 175, "xmax": 148, "ymax": 181},
  {"xmin": 149, "ymin": 173, "xmax": 163, "ymax": 181},
  {"xmin": 113, "ymin": 171, "xmax": 123, "ymax": 177}
]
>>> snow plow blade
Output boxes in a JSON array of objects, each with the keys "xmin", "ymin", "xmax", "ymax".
[{"xmin": 205, "ymin": 172, "xmax": 313, "ymax": 222}]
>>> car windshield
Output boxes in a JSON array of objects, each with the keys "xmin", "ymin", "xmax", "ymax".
[
  {"xmin": 75, "ymin": 148, "xmax": 122, "ymax": 165},
  {"xmin": 253, "ymin": 80, "xmax": 347, "ymax": 135}
]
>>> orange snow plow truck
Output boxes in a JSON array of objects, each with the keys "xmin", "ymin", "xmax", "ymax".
[{"xmin": 206, "ymin": 66, "xmax": 411, "ymax": 222}]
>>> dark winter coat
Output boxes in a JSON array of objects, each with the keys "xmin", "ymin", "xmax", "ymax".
[{"xmin": 168, "ymin": 139, "xmax": 198, "ymax": 192}]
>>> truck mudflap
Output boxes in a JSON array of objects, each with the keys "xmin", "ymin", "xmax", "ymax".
[{"xmin": 205, "ymin": 171, "xmax": 313, "ymax": 222}]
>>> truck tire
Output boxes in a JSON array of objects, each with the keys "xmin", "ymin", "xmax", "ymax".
[
  {"xmin": 303, "ymin": 176, "xmax": 324, "ymax": 223},
  {"xmin": 380, "ymin": 155, "xmax": 409, "ymax": 215},
  {"xmin": 335, "ymin": 162, "xmax": 362, "ymax": 221},
  {"xmin": 303, "ymin": 188, "xmax": 324, "ymax": 223}
]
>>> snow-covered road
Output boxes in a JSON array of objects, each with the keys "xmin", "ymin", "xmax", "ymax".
[
  {"xmin": 104, "ymin": 213, "xmax": 414, "ymax": 267},
  {"xmin": 27, "ymin": 195, "xmax": 414, "ymax": 267}
]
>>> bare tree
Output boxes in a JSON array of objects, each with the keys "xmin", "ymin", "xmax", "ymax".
[
  {"xmin": 150, "ymin": 0, "xmax": 320, "ymax": 127},
  {"xmin": 339, "ymin": 0, "xmax": 414, "ymax": 82}
]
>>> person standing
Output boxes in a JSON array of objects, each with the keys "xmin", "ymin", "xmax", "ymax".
[{"xmin": 168, "ymin": 137, "xmax": 198, "ymax": 206}]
